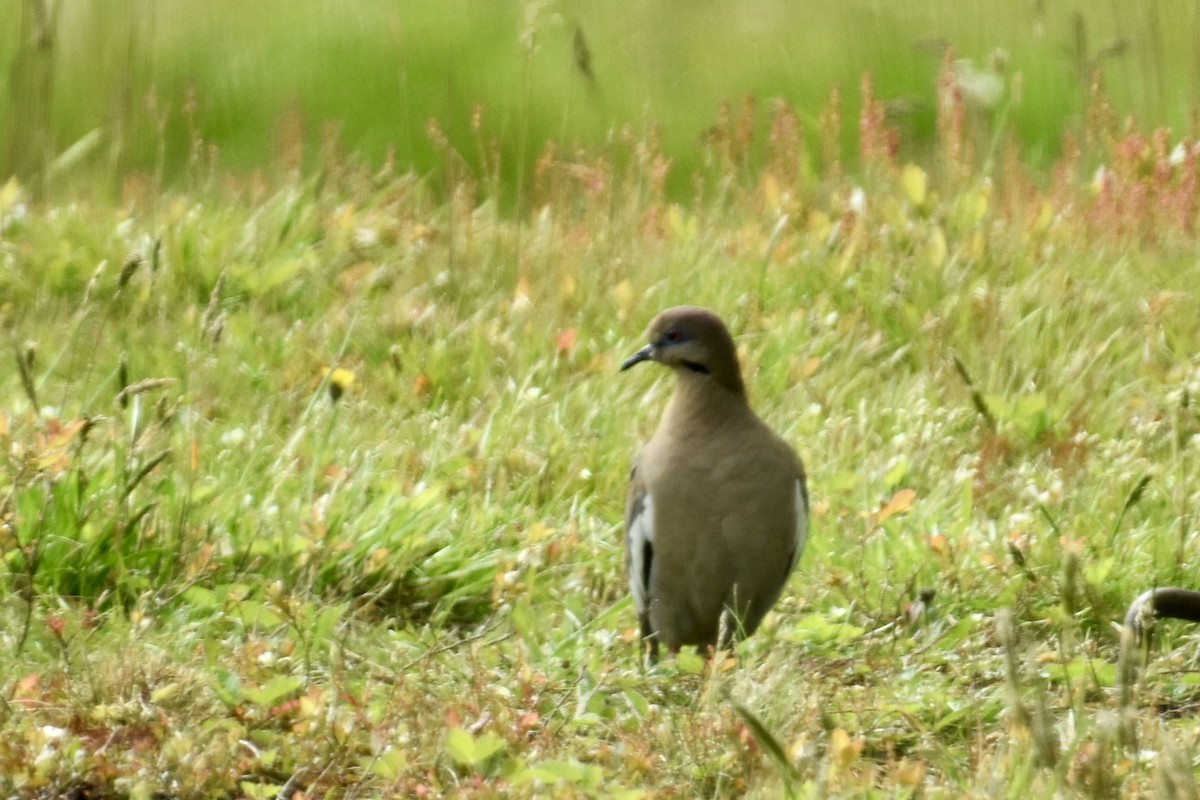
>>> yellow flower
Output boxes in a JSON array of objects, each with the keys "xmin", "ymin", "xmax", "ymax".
[{"xmin": 323, "ymin": 367, "xmax": 356, "ymax": 402}]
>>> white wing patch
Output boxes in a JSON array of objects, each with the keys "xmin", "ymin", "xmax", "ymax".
[
  {"xmin": 628, "ymin": 492, "xmax": 655, "ymax": 614},
  {"xmin": 792, "ymin": 479, "xmax": 809, "ymax": 572}
]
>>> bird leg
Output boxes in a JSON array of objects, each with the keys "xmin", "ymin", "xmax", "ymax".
[
  {"xmin": 639, "ymin": 613, "xmax": 661, "ymax": 665},
  {"xmin": 646, "ymin": 637, "xmax": 661, "ymax": 665}
]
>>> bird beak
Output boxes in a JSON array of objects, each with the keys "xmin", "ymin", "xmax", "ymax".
[{"xmin": 621, "ymin": 344, "xmax": 655, "ymax": 371}]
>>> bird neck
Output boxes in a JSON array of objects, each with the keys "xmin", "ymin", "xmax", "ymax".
[{"xmin": 666, "ymin": 370, "xmax": 749, "ymax": 428}]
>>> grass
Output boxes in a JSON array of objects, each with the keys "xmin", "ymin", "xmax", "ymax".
[
  {"xmin": 5, "ymin": 0, "xmax": 1200, "ymax": 198},
  {"xmin": 5, "ymin": 31, "xmax": 1200, "ymax": 800}
]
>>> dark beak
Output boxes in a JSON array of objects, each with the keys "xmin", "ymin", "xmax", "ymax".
[{"xmin": 620, "ymin": 344, "xmax": 655, "ymax": 371}]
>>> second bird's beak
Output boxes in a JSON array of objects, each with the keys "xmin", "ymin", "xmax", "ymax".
[{"xmin": 620, "ymin": 344, "xmax": 655, "ymax": 371}]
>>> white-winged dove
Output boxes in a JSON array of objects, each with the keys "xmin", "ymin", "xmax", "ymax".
[
  {"xmin": 1124, "ymin": 587, "xmax": 1200, "ymax": 640},
  {"xmin": 621, "ymin": 306, "xmax": 809, "ymax": 660}
]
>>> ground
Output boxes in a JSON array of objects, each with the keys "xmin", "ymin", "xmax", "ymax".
[{"xmin": 3, "ymin": 74, "xmax": 1200, "ymax": 797}]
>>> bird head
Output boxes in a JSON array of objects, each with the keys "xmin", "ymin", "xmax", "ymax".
[{"xmin": 621, "ymin": 306, "xmax": 745, "ymax": 396}]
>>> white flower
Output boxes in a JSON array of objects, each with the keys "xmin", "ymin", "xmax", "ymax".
[
  {"xmin": 354, "ymin": 227, "xmax": 380, "ymax": 249},
  {"xmin": 1169, "ymin": 142, "xmax": 1188, "ymax": 167},
  {"xmin": 848, "ymin": 187, "xmax": 867, "ymax": 216},
  {"xmin": 1008, "ymin": 511, "xmax": 1033, "ymax": 528},
  {"xmin": 953, "ymin": 59, "xmax": 1004, "ymax": 108},
  {"xmin": 221, "ymin": 427, "xmax": 246, "ymax": 446},
  {"xmin": 953, "ymin": 455, "xmax": 979, "ymax": 484}
]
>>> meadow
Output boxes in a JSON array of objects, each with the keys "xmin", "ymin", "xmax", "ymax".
[
  {"xmin": 5, "ymin": 0, "xmax": 1200, "ymax": 194},
  {"xmin": 4, "ymin": 1, "xmax": 1200, "ymax": 798}
]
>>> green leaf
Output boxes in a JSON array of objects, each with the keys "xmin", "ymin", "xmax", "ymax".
[
  {"xmin": 232, "ymin": 600, "xmax": 284, "ymax": 628},
  {"xmin": 568, "ymin": 712, "xmax": 604, "ymax": 729},
  {"xmin": 1083, "ymin": 556, "xmax": 1114, "ymax": 587},
  {"xmin": 989, "ymin": 392, "xmax": 1057, "ymax": 440},
  {"xmin": 932, "ymin": 702, "xmax": 974, "ymax": 732},
  {"xmin": 584, "ymin": 690, "xmax": 610, "ymax": 718},
  {"xmin": 622, "ymin": 688, "xmax": 651, "ymax": 718},
  {"xmin": 150, "ymin": 682, "xmax": 181, "ymax": 704},
  {"xmin": 182, "ymin": 586, "xmax": 218, "ymax": 608},
  {"xmin": 313, "ymin": 603, "xmax": 347, "ymax": 639},
  {"xmin": 731, "ymin": 699, "xmax": 798, "ymax": 782},
  {"xmin": 510, "ymin": 601, "xmax": 536, "ymax": 642},
  {"xmin": 210, "ymin": 668, "xmax": 242, "ymax": 707},
  {"xmin": 369, "ymin": 747, "xmax": 409, "ymax": 779},
  {"xmin": 128, "ymin": 779, "xmax": 154, "ymax": 800},
  {"xmin": 935, "ymin": 618, "xmax": 977, "ymax": 651},
  {"xmin": 528, "ymin": 760, "xmax": 585, "ymax": 783},
  {"xmin": 471, "ymin": 731, "xmax": 506, "ymax": 763},
  {"xmin": 243, "ymin": 675, "xmax": 304, "ymax": 707},
  {"xmin": 780, "ymin": 613, "xmax": 866, "ymax": 644},
  {"xmin": 446, "ymin": 727, "xmax": 505, "ymax": 766},
  {"xmin": 239, "ymin": 782, "xmax": 282, "ymax": 800},
  {"xmin": 446, "ymin": 729, "xmax": 472, "ymax": 767},
  {"xmin": 256, "ymin": 745, "xmax": 279, "ymax": 768},
  {"xmin": 524, "ymin": 760, "xmax": 604, "ymax": 789},
  {"xmin": 189, "ymin": 482, "xmax": 218, "ymax": 504},
  {"xmin": 1045, "ymin": 656, "xmax": 1115, "ymax": 687},
  {"xmin": 830, "ymin": 470, "xmax": 861, "ymax": 492},
  {"xmin": 884, "ymin": 456, "xmax": 909, "ymax": 489},
  {"xmin": 509, "ymin": 762, "xmax": 537, "ymax": 786}
]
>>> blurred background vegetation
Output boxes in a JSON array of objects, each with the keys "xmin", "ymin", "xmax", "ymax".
[{"xmin": 3, "ymin": 0, "xmax": 1200, "ymax": 199}]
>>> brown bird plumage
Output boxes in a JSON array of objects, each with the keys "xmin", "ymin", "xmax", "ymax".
[
  {"xmin": 622, "ymin": 306, "xmax": 808, "ymax": 661},
  {"xmin": 1124, "ymin": 587, "xmax": 1200, "ymax": 640}
]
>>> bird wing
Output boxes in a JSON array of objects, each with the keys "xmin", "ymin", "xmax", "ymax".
[
  {"xmin": 788, "ymin": 476, "xmax": 809, "ymax": 575},
  {"xmin": 625, "ymin": 462, "xmax": 654, "ymax": 621}
]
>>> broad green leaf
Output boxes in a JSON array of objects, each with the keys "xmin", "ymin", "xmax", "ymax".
[
  {"xmin": 232, "ymin": 600, "xmax": 284, "ymax": 628},
  {"xmin": 446, "ymin": 727, "xmax": 505, "ymax": 766},
  {"xmin": 471, "ymin": 731, "xmax": 507, "ymax": 763},
  {"xmin": 313, "ymin": 603, "xmax": 347, "ymax": 639},
  {"xmin": 182, "ymin": 586, "xmax": 218, "ymax": 608},
  {"xmin": 445, "ymin": 728, "xmax": 476, "ymax": 765},
  {"xmin": 525, "ymin": 760, "xmax": 604, "ymax": 789},
  {"xmin": 150, "ymin": 682, "xmax": 181, "ymax": 704},
  {"xmin": 528, "ymin": 760, "xmax": 586, "ymax": 783},
  {"xmin": 1045, "ymin": 657, "xmax": 1115, "ymax": 687},
  {"xmin": 780, "ymin": 613, "xmax": 866, "ymax": 644},
  {"xmin": 510, "ymin": 601, "xmax": 536, "ymax": 641},
  {"xmin": 369, "ymin": 747, "xmax": 409, "ymax": 779},
  {"xmin": 623, "ymin": 688, "xmax": 651, "ymax": 718},
  {"xmin": 675, "ymin": 650, "xmax": 707, "ymax": 674},
  {"xmin": 831, "ymin": 470, "xmax": 860, "ymax": 492},
  {"xmin": 1083, "ymin": 556, "xmax": 1114, "ymax": 586},
  {"xmin": 210, "ymin": 668, "xmax": 242, "ymax": 707},
  {"xmin": 932, "ymin": 703, "xmax": 973, "ymax": 732},
  {"xmin": 239, "ymin": 782, "xmax": 282, "ymax": 800},
  {"xmin": 901, "ymin": 164, "xmax": 927, "ymax": 207},
  {"xmin": 883, "ymin": 456, "xmax": 909, "ymax": 490},
  {"xmin": 935, "ymin": 618, "xmax": 977, "ymax": 651},
  {"xmin": 243, "ymin": 675, "xmax": 304, "ymax": 707}
]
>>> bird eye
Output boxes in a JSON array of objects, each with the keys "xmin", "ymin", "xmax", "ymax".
[{"xmin": 665, "ymin": 328, "xmax": 683, "ymax": 343}]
